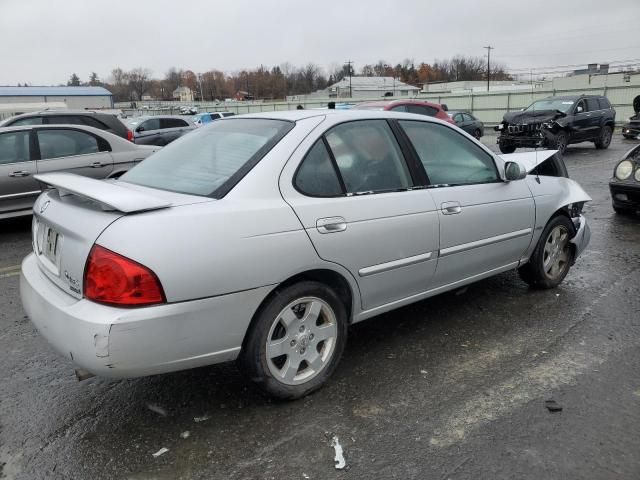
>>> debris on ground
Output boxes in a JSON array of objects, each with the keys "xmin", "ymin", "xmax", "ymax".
[
  {"xmin": 152, "ymin": 447, "xmax": 169, "ymax": 458},
  {"xmin": 180, "ymin": 431, "xmax": 190, "ymax": 439},
  {"xmin": 331, "ymin": 435, "xmax": 346, "ymax": 470},
  {"xmin": 146, "ymin": 403, "xmax": 167, "ymax": 417},
  {"xmin": 194, "ymin": 415, "xmax": 210, "ymax": 423},
  {"xmin": 545, "ymin": 399, "xmax": 563, "ymax": 412}
]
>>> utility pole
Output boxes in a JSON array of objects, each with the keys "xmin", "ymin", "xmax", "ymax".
[
  {"xmin": 484, "ymin": 46, "xmax": 494, "ymax": 92},
  {"xmin": 345, "ymin": 60, "xmax": 353, "ymax": 98}
]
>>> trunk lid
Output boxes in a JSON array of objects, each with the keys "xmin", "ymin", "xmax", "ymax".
[{"xmin": 32, "ymin": 173, "xmax": 212, "ymax": 299}]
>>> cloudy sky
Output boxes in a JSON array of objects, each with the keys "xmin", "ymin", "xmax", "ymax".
[{"xmin": 1, "ymin": 0, "xmax": 638, "ymax": 85}]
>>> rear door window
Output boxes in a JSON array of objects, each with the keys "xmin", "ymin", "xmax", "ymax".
[
  {"xmin": 400, "ymin": 120, "xmax": 498, "ymax": 186},
  {"xmin": 295, "ymin": 139, "xmax": 343, "ymax": 197},
  {"xmin": 463, "ymin": 113, "xmax": 475, "ymax": 122},
  {"xmin": 79, "ymin": 116, "xmax": 109, "ymax": 130},
  {"xmin": 140, "ymin": 118, "xmax": 161, "ymax": 131},
  {"xmin": 37, "ymin": 129, "xmax": 100, "ymax": 159},
  {"xmin": 390, "ymin": 105, "xmax": 407, "ymax": 112},
  {"xmin": 586, "ymin": 98, "xmax": 600, "ymax": 111},
  {"xmin": 0, "ymin": 131, "xmax": 30, "ymax": 164},
  {"xmin": 325, "ymin": 120, "xmax": 411, "ymax": 193},
  {"xmin": 598, "ymin": 97, "xmax": 611, "ymax": 109},
  {"xmin": 161, "ymin": 118, "xmax": 190, "ymax": 129},
  {"xmin": 9, "ymin": 117, "xmax": 43, "ymax": 126}
]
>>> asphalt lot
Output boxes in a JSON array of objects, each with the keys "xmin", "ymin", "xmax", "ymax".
[{"xmin": 1, "ymin": 134, "xmax": 639, "ymax": 480}]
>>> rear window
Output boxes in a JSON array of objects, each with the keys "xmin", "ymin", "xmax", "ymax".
[
  {"xmin": 121, "ymin": 118, "xmax": 293, "ymax": 197},
  {"xmin": 598, "ymin": 97, "xmax": 611, "ymax": 109}
]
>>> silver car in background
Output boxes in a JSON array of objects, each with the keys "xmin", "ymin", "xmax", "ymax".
[
  {"xmin": 126, "ymin": 115, "xmax": 195, "ymax": 146},
  {"xmin": 20, "ymin": 110, "xmax": 591, "ymax": 399},
  {"xmin": 0, "ymin": 124, "xmax": 159, "ymax": 219}
]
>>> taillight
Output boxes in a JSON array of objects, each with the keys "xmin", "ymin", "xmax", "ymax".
[
  {"xmin": 84, "ymin": 245, "xmax": 165, "ymax": 307},
  {"xmin": 126, "ymin": 129, "xmax": 134, "ymax": 142}
]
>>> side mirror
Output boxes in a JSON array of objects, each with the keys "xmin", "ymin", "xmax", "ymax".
[
  {"xmin": 504, "ymin": 161, "xmax": 527, "ymax": 181},
  {"xmin": 576, "ymin": 105, "xmax": 584, "ymax": 114},
  {"xmin": 136, "ymin": 126, "xmax": 144, "ymax": 133}
]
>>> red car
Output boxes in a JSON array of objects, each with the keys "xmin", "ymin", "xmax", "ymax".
[{"xmin": 353, "ymin": 99, "xmax": 454, "ymax": 124}]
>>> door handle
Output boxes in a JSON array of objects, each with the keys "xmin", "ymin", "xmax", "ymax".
[
  {"xmin": 316, "ymin": 216, "xmax": 347, "ymax": 234},
  {"xmin": 90, "ymin": 162, "xmax": 105, "ymax": 168},
  {"xmin": 9, "ymin": 171, "xmax": 30, "ymax": 177},
  {"xmin": 441, "ymin": 201, "xmax": 462, "ymax": 215}
]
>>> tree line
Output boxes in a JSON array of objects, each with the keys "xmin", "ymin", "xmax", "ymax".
[{"xmin": 64, "ymin": 56, "xmax": 512, "ymax": 102}]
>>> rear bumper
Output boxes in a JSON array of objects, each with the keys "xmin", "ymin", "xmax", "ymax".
[
  {"xmin": 609, "ymin": 182, "xmax": 640, "ymax": 210},
  {"xmin": 20, "ymin": 253, "xmax": 272, "ymax": 378}
]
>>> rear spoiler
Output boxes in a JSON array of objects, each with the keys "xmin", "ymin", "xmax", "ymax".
[
  {"xmin": 498, "ymin": 150, "xmax": 559, "ymax": 173},
  {"xmin": 35, "ymin": 173, "xmax": 171, "ymax": 213}
]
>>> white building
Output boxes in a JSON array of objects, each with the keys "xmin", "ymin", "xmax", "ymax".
[
  {"xmin": 172, "ymin": 86, "xmax": 194, "ymax": 102},
  {"xmin": 0, "ymin": 86, "xmax": 113, "ymax": 109},
  {"xmin": 290, "ymin": 76, "xmax": 421, "ymax": 101}
]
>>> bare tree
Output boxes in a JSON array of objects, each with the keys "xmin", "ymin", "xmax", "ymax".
[{"xmin": 128, "ymin": 68, "xmax": 152, "ymax": 101}]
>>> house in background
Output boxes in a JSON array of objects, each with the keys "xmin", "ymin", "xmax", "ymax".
[{"xmin": 173, "ymin": 86, "xmax": 194, "ymax": 102}]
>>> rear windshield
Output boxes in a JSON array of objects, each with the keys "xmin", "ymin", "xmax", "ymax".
[{"xmin": 120, "ymin": 118, "xmax": 293, "ymax": 198}]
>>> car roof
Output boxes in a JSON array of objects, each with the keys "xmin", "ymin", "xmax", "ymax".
[
  {"xmin": 0, "ymin": 123, "xmax": 126, "ymax": 139},
  {"xmin": 235, "ymin": 109, "xmax": 453, "ymax": 123},
  {"xmin": 355, "ymin": 99, "xmax": 443, "ymax": 109}
]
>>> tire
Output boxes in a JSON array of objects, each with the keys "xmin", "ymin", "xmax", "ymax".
[
  {"xmin": 473, "ymin": 129, "xmax": 482, "ymax": 139},
  {"xmin": 518, "ymin": 215, "xmax": 575, "ymax": 289},
  {"xmin": 595, "ymin": 126, "xmax": 612, "ymax": 149},
  {"xmin": 239, "ymin": 281, "xmax": 348, "ymax": 400},
  {"xmin": 552, "ymin": 131, "xmax": 568, "ymax": 155},
  {"xmin": 613, "ymin": 205, "xmax": 635, "ymax": 215},
  {"xmin": 499, "ymin": 143, "xmax": 516, "ymax": 154}
]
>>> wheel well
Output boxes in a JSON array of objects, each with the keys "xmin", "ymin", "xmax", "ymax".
[
  {"xmin": 240, "ymin": 269, "xmax": 355, "ymax": 351},
  {"xmin": 550, "ymin": 207, "xmax": 578, "ymax": 258}
]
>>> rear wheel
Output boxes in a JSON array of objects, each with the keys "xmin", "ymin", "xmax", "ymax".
[
  {"xmin": 499, "ymin": 142, "xmax": 516, "ymax": 154},
  {"xmin": 240, "ymin": 281, "xmax": 348, "ymax": 399},
  {"xmin": 613, "ymin": 205, "xmax": 635, "ymax": 215},
  {"xmin": 518, "ymin": 215, "xmax": 574, "ymax": 289},
  {"xmin": 595, "ymin": 126, "xmax": 613, "ymax": 149}
]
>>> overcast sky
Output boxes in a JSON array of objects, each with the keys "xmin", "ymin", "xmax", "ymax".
[{"xmin": 1, "ymin": 0, "xmax": 638, "ymax": 85}]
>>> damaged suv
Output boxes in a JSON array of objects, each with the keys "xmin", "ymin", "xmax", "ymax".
[{"xmin": 495, "ymin": 95, "xmax": 616, "ymax": 154}]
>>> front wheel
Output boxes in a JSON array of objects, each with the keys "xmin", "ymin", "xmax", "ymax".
[
  {"xmin": 499, "ymin": 142, "xmax": 516, "ymax": 154},
  {"xmin": 240, "ymin": 281, "xmax": 348, "ymax": 399},
  {"xmin": 518, "ymin": 215, "xmax": 575, "ymax": 289},
  {"xmin": 552, "ymin": 132, "xmax": 568, "ymax": 155}
]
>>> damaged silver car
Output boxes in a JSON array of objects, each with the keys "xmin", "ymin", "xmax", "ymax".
[{"xmin": 21, "ymin": 110, "xmax": 591, "ymax": 399}]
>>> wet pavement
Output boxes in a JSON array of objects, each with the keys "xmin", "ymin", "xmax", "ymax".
[{"xmin": 1, "ymin": 135, "xmax": 639, "ymax": 480}]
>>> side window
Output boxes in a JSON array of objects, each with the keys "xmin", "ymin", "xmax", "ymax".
[
  {"xmin": 79, "ymin": 116, "xmax": 109, "ymax": 130},
  {"xmin": 160, "ymin": 118, "xmax": 189, "ymax": 129},
  {"xmin": 575, "ymin": 100, "xmax": 587, "ymax": 114},
  {"xmin": 141, "ymin": 118, "xmax": 161, "ymax": 131},
  {"xmin": 390, "ymin": 105, "xmax": 407, "ymax": 112},
  {"xmin": 9, "ymin": 117, "xmax": 43, "ymax": 126},
  {"xmin": 453, "ymin": 113, "xmax": 464, "ymax": 123},
  {"xmin": 463, "ymin": 113, "xmax": 475, "ymax": 122},
  {"xmin": 400, "ymin": 120, "xmax": 499, "ymax": 186},
  {"xmin": 406, "ymin": 104, "xmax": 439, "ymax": 117},
  {"xmin": 37, "ymin": 129, "xmax": 100, "ymax": 159},
  {"xmin": 211, "ymin": 113, "xmax": 221, "ymax": 120},
  {"xmin": 46, "ymin": 115, "xmax": 84, "ymax": 125},
  {"xmin": 0, "ymin": 131, "xmax": 30, "ymax": 164},
  {"xmin": 222, "ymin": 112, "xmax": 235, "ymax": 117},
  {"xmin": 598, "ymin": 97, "xmax": 611, "ymax": 109},
  {"xmin": 586, "ymin": 98, "xmax": 600, "ymax": 111},
  {"xmin": 325, "ymin": 120, "xmax": 411, "ymax": 193},
  {"xmin": 294, "ymin": 139, "xmax": 343, "ymax": 197}
]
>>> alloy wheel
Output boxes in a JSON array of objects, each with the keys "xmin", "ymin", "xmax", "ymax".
[{"xmin": 543, "ymin": 225, "xmax": 570, "ymax": 280}]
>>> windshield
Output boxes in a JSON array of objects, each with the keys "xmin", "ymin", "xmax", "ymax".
[
  {"xmin": 121, "ymin": 118, "xmax": 293, "ymax": 197},
  {"xmin": 525, "ymin": 99, "xmax": 575, "ymax": 113}
]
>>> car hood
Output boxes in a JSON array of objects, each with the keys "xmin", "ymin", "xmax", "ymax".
[{"xmin": 503, "ymin": 110, "xmax": 564, "ymax": 124}]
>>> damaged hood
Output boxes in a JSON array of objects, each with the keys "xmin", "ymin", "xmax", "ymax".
[
  {"xmin": 503, "ymin": 110, "xmax": 565, "ymax": 125},
  {"xmin": 499, "ymin": 150, "xmax": 560, "ymax": 173}
]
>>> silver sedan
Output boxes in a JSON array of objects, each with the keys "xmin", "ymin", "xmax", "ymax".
[
  {"xmin": 20, "ymin": 110, "xmax": 591, "ymax": 399},
  {"xmin": 0, "ymin": 124, "xmax": 159, "ymax": 219}
]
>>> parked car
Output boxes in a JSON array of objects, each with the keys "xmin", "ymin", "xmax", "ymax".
[
  {"xmin": 21, "ymin": 110, "xmax": 591, "ymax": 399},
  {"xmin": 448, "ymin": 110, "xmax": 484, "ymax": 138},
  {"xmin": 193, "ymin": 111, "xmax": 235, "ymax": 126},
  {"xmin": 610, "ymin": 143, "xmax": 640, "ymax": 214},
  {"xmin": 622, "ymin": 95, "xmax": 640, "ymax": 139},
  {"xmin": 495, "ymin": 95, "xmax": 616, "ymax": 154},
  {"xmin": 0, "ymin": 110, "xmax": 134, "ymax": 141},
  {"xmin": 125, "ymin": 116, "xmax": 195, "ymax": 146},
  {"xmin": 179, "ymin": 106, "xmax": 198, "ymax": 115},
  {"xmin": 0, "ymin": 124, "xmax": 158, "ymax": 219},
  {"xmin": 353, "ymin": 100, "xmax": 454, "ymax": 124}
]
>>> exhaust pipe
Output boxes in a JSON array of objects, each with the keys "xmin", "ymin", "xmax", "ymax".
[{"xmin": 75, "ymin": 369, "xmax": 96, "ymax": 381}]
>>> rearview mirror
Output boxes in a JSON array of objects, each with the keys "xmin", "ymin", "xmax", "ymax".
[{"xmin": 504, "ymin": 161, "xmax": 527, "ymax": 181}]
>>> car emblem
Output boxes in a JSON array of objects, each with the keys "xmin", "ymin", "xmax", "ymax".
[{"xmin": 39, "ymin": 200, "xmax": 50, "ymax": 214}]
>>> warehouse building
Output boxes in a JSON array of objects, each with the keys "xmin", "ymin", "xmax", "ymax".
[{"xmin": 0, "ymin": 86, "xmax": 113, "ymax": 115}]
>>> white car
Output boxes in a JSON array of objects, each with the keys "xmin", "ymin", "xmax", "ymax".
[{"xmin": 20, "ymin": 110, "xmax": 591, "ymax": 399}]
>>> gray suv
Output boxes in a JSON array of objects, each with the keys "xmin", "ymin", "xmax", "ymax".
[
  {"xmin": 0, "ymin": 110, "xmax": 133, "ymax": 141},
  {"xmin": 126, "ymin": 116, "xmax": 196, "ymax": 146}
]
